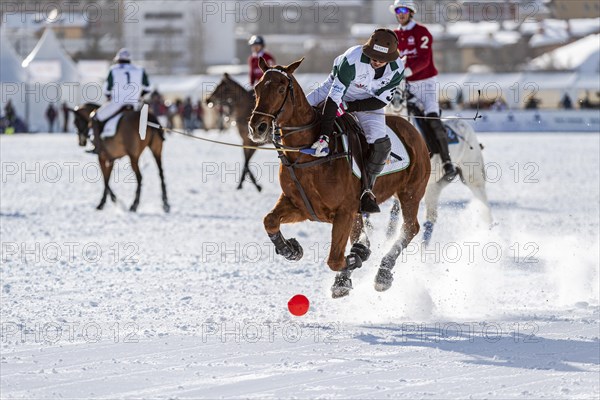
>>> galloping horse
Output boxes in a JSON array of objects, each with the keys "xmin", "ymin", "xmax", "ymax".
[
  {"xmin": 386, "ymin": 92, "xmax": 492, "ymax": 246},
  {"xmin": 206, "ymin": 73, "xmax": 264, "ymax": 192},
  {"xmin": 248, "ymin": 58, "xmax": 430, "ymax": 298},
  {"xmin": 70, "ymin": 104, "xmax": 170, "ymax": 212}
]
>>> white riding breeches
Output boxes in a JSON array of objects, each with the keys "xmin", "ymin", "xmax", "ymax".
[
  {"xmin": 306, "ymin": 80, "xmax": 388, "ymax": 144},
  {"xmin": 353, "ymin": 109, "xmax": 387, "ymax": 144},
  {"xmin": 93, "ymin": 101, "xmax": 124, "ymax": 122},
  {"xmin": 407, "ymin": 76, "xmax": 440, "ymax": 115}
]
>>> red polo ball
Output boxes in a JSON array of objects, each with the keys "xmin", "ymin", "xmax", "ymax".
[{"xmin": 288, "ymin": 294, "xmax": 310, "ymax": 316}]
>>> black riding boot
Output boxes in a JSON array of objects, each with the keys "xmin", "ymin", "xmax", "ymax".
[
  {"xmin": 360, "ymin": 136, "xmax": 392, "ymax": 213},
  {"xmin": 426, "ymin": 112, "xmax": 457, "ymax": 182}
]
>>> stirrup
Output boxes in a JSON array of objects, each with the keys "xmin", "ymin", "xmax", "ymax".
[
  {"xmin": 440, "ymin": 162, "xmax": 458, "ymax": 183},
  {"xmin": 360, "ymin": 190, "xmax": 380, "ymax": 213}
]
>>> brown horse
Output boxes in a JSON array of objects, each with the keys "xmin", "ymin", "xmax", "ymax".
[
  {"xmin": 206, "ymin": 73, "xmax": 264, "ymax": 191},
  {"xmin": 70, "ymin": 103, "xmax": 170, "ymax": 212},
  {"xmin": 248, "ymin": 58, "xmax": 430, "ymax": 298}
]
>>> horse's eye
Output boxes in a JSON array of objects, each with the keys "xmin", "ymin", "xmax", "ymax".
[{"xmin": 278, "ymin": 87, "xmax": 286, "ymax": 95}]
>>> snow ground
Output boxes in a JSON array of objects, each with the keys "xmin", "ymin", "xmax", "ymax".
[{"xmin": 1, "ymin": 130, "xmax": 599, "ymax": 399}]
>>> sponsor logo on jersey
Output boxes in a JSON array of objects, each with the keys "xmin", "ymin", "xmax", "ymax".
[
  {"xmin": 400, "ymin": 49, "xmax": 418, "ymax": 57},
  {"xmin": 408, "ymin": 36, "xmax": 415, "ymax": 46}
]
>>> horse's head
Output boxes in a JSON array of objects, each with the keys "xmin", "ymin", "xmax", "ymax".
[
  {"xmin": 71, "ymin": 103, "xmax": 99, "ymax": 147},
  {"xmin": 206, "ymin": 73, "xmax": 241, "ymax": 109},
  {"xmin": 248, "ymin": 58, "xmax": 304, "ymax": 144}
]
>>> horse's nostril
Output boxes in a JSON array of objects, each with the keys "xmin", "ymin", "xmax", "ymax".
[{"xmin": 258, "ymin": 123, "xmax": 268, "ymax": 134}]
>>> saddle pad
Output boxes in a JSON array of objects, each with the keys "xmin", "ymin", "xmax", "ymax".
[
  {"xmin": 445, "ymin": 122, "xmax": 460, "ymax": 145},
  {"xmin": 342, "ymin": 126, "xmax": 410, "ymax": 179},
  {"xmin": 414, "ymin": 117, "xmax": 460, "ymax": 145},
  {"xmin": 100, "ymin": 113, "xmax": 122, "ymax": 139}
]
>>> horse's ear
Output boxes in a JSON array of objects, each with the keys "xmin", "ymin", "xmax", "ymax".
[
  {"xmin": 284, "ymin": 58, "xmax": 304, "ymax": 75},
  {"xmin": 258, "ymin": 57, "xmax": 270, "ymax": 73},
  {"xmin": 223, "ymin": 72, "xmax": 230, "ymax": 79}
]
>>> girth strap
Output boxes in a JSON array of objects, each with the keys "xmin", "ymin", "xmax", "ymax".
[{"xmin": 277, "ymin": 148, "xmax": 348, "ymax": 223}]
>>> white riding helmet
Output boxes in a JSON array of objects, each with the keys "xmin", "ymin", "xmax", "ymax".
[
  {"xmin": 114, "ymin": 48, "xmax": 131, "ymax": 63},
  {"xmin": 389, "ymin": 0, "xmax": 417, "ymax": 15}
]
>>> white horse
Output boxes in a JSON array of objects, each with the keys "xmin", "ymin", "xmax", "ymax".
[{"xmin": 385, "ymin": 92, "xmax": 493, "ymax": 247}]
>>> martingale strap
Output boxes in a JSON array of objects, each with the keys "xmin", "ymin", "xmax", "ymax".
[{"xmin": 274, "ymin": 133, "xmax": 348, "ymax": 223}]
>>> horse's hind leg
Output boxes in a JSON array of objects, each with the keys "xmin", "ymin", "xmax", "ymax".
[
  {"xmin": 374, "ymin": 191, "xmax": 422, "ymax": 292},
  {"xmin": 264, "ymin": 194, "xmax": 308, "ymax": 261},
  {"xmin": 422, "ymin": 179, "xmax": 449, "ymax": 247},
  {"xmin": 385, "ymin": 197, "xmax": 401, "ymax": 240},
  {"xmin": 150, "ymin": 135, "xmax": 170, "ymax": 212},
  {"xmin": 238, "ymin": 147, "xmax": 262, "ymax": 192},
  {"xmin": 128, "ymin": 155, "xmax": 142, "ymax": 212},
  {"xmin": 97, "ymin": 156, "xmax": 114, "ymax": 210}
]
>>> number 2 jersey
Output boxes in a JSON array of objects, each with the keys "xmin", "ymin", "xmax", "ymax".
[
  {"xmin": 394, "ymin": 20, "xmax": 438, "ymax": 82},
  {"xmin": 103, "ymin": 63, "xmax": 150, "ymax": 105}
]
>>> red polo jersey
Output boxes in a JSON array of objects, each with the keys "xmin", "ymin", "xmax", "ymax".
[
  {"xmin": 394, "ymin": 21, "xmax": 438, "ymax": 82},
  {"xmin": 248, "ymin": 50, "xmax": 275, "ymax": 86}
]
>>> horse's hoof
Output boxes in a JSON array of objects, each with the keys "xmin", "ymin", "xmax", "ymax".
[
  {"xmin": 236, "ymin": 185, "xmax": 243, "ymax": 190},
  {"xmin": 163, "ymin": 203, "xmax": 171, "ymax": 213},
  {"xmin": 286, "ymin": 238, "xmax": 303, "ymax": 261},
  {"xmin": 96, "ymin": 204, "xmax": 105, "ymax": 210},
  {"xmin": 374, "ymin": 268, "xmax": 393, "ymax": 292},
  {"xmin": 129, "ymin": 205, "xmax": 138, "ymax": 212},
  {"xmin": 256, "ymin": 185, "xmax": 263, "ymax": 193},
  {"xmin": 331, "ymin": 274, "xmax": 352, "ymax": 299},
  {"xmin": 110, "ymin": 195, "xmax": 117, "ymax": 203}
]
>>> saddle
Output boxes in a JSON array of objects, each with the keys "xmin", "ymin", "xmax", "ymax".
[
  {"xmin": 330, "ymin": 111, "xmax": 371, "ymax": 192},
  {"xmin": 96, "ymin": 104, "xmax": 134, "ymax": 138}
]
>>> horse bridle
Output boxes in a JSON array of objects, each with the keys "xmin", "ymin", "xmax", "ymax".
[{"xmin": 250, "ymin": 69, "xmax": 319, "ymax": 143}]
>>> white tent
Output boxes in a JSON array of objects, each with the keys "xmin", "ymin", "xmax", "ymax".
[
  {"xmin": 22, "ymin": 28, "xmax": 79, "ymax": 83},
  {"xmin": 20, "ymin": 28, "xmax": 81, "ymax": 132},
  {"xmin": 0, "ymin": 31, "xmax": 26, "ymax": 83}
]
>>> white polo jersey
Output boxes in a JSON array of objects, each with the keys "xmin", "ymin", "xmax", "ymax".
[
  {"xmin": 326, "ymin": 45, "xmax": 405, "ymax": 105},
  {"xmin": 103, "ymin": 63, "xmax": 150, "ymax": 105}
]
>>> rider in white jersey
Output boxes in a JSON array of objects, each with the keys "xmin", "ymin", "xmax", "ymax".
[
  {"xmin": 307, "ymin": 29, "xmax": 405, "ymax": 213},
  {"xmin": 89, "ymin": 48, "xmax": 150, "ymax": 153}
]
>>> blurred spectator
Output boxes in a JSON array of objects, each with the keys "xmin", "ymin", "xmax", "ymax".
[
  {"xmin": 560, "ymin": 93, "xmax": 573, "ymax": 109},
  {"xmin": 182, "ymin": 97, "xmax": 194, "ymax": 131},
  {"xmin": 524, "ymin": 96, "xmax": 540, "ymax": 110},
  {"xmin": 195, "ymin": 100, "xmax": 205, "ymax": 130},
  {"xmin": 578, "ymin": 91, "xmax": 600, "ymax": 109},
  {"xmin": 4, "ymin": 100, "xmax": 16, "ymax": 127},
  {"xmin": 62, "ymin": 101, "xmax": 70, "ymax": 132},
  {"xmin": 45, "ymin": 103, "xmax": 58, "ymax": 133},
  {"xmin": 491, "ymin": 97, "xmax": 507, "ymax": 111}
]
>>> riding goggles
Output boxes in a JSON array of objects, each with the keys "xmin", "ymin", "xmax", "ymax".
[{"xmin": 395, "ymin": 6, "xmax": 411, "ymax": 14}]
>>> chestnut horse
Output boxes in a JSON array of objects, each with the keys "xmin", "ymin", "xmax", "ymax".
[
  {"xmin": 70, "ymin": 103, "xmax": 170, "ymax": 212},
  {"xmin": 248, "ymin": 58, "xmax": 430, "ymax": 298},
  {"xmin": 206, "ymin": 73, "xmax": 264, "ymax": 191}
]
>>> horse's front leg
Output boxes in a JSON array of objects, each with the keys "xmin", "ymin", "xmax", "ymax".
[
  {"xmin": 264, "ymin": 194, "xmax": 308, "ymax": 261},
  {"xmin": 329, "ymin": 212, "xmax": 369, "ymax": 299},
  {"xmin": 97, "ymin": 156, "xmax": 114, "ymax": 210}
]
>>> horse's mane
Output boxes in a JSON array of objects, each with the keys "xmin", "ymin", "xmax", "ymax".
[
  {"xmin": 224, "ymin": 75, "xmax": 251, "ymax": 97},
  {"xmin": 85, "ymin": 102, "xmax": 101, "ymax": 109}
]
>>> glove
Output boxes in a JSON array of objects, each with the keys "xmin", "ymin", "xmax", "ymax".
[
  {"xmin": 404, "ymin": 68, "xmax": 413, "ymax": 78},
  {"xmin": 310, "ymin": 135, "xmax": 330, "ymax": 157}
]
